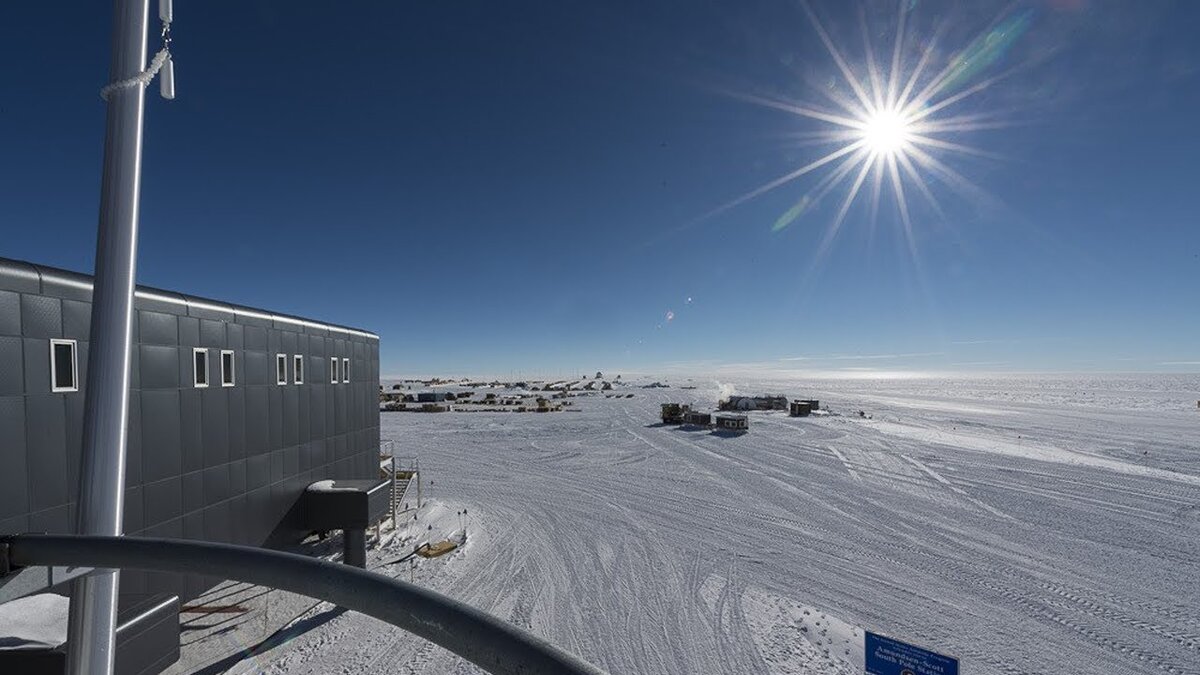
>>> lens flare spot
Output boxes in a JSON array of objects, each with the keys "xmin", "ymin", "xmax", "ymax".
[{"xmin": 773, "ymin": 194, "xmax": 814, "ymax": 232}]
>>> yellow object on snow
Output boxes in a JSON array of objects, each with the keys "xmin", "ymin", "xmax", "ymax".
[{"xmin": 417, "ymin": 541, "xmax": 459, "ymax": 558}]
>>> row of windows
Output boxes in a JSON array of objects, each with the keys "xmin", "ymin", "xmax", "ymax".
[
  {"xmin": 44, "ymin": 340, "xmax": 355, "ymax": 392},
  {"xmin": 266, "ymin": 354, "xmax": 351, "ymax": 387},
  {"xmin": 201, "ymin": 351, "xmax": 351, "ymax": 388}
]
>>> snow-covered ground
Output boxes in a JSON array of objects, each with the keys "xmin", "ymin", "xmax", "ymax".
[{"xmin": 261, "ymin": 374, "xmax": 1200, "ymax": 674}]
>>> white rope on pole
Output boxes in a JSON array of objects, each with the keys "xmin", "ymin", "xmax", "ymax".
[
  {"xmin": 100, "ymin": 0, "xmax": 174, "ymax": 102},
  {"xmin": 99, "ymin": 48, "xmax": 170, "ymax": 101}
]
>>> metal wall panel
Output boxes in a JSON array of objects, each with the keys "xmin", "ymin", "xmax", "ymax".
[
  {"xmin": 228, "ymin": 386, "xmax": 246, "ymax": 460},
  {"xmin": 282, "ymin": 386, "xmax": 298, "ymax": 448},
  {"xmin": 0, "ymin": 290, "xmax": 20, "ymax": 336},
  {"xmin": 181, "ymin": 470, "xmax": 204, "ymax": 515},
  {"xmin": 29, "ymin": 504, "xmax": 70, "ymax": 534},
  {"xmin": 246, "ymin": 454, "xmax": 269, "ymax": 491},
  {"xmin": 243, "ymin": 325, "xmax": 268, "ymax": 351},
  {"xmin": 201, "ymin": 388, "xmax": 230, "ymax": 467},
  {"xmin": 228, "ymin": 458, "xmax": 246, "ymax": 496},
  {"xmin": 309, "ymin": 385, "xmax": 326, "ymax": 438},
  {"xmin": 123, "ymin": 485, "xmax": 143, "ymax": 533},
  {"xmin": 141, "ymin": 390, "xmax": 182, "ymax": 482},
  {"xmin": 0, "ymin": 336, "xmax": 23, "ymax": 395},
  {"xmin": 143, "ymin": 476, "xmax": 182, "ymax": 526},
  {"xmin": 267, "ymin": 330, "xmax": 280, "ymax": 359},
  {"xmin": 178, "ymin": 315, "xmax": 200, "ymax": 347},
  {"xmin": 25, "ymin": 395, "xmax": 68, "ymax": 511},
  {"xmin": 280, "ymin": 330, "xmax": 297, "ymax": 356},
  {"xmin": 20, "ymin": 294, "xmax": 62, "ymax": 338},
  {"xmin": 226, "ymin": 322, "xmax": 244, "ymax": 351},
  {"xmin": 22, "ymin": 337, "xmax": 50, "ymax": 395},
  {"xmin": 179, "ymin": 388, "xmax": 204, "ymax": 474},
  {"xmin": 244, "ymin": 350, "xmax": 268, "ymax": 386},
  {"xmin": 269, "ymin": 449, "xmax": 284, "ymax": 485},
  {"xmin": 65, "ymin": 392, "xmax": 85, "ymax": 498},
  {"xmin": 297, "ymin": 385, "xmax": 311, "ymax": 444},
  {"xmin": 284, "ymin": 445, "xmax": 299, "ymax": 478},
  {"xmin": 138, "ymin": 310, "xmax": 178, "ymax": 346},
  {"xmin": 199, "ymin": 318, "xmax": 224, "ymax": 348},
  {"xmin": 0, "ymin": 396, "xmax": 28, "ymax": 519},
  {"xmin": 139, "ymin": 344, "xmax": 180, "ymax": 390},
  {"xmin": 62, "ymin": 299, "xmax": 91, "ymax": 341},
  {"xmin": 202, "ymin": 464, "xmax": 230, "ymax": 505},
  {"xmin": 268, "ymin": 385, "xmax": 283, "ymax": 451},
  {"xmin": 125, "ymin": 388, "xmax": 141, "ymax": 486}
]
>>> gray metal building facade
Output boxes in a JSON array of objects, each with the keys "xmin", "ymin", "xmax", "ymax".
[{"xmin": 0, "ymin": 256, "xmax": 381, "ymax": 601}]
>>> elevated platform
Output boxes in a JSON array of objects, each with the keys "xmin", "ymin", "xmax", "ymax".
[{"xmin": 302, "ymin": 479, "xmax": 391, "ymax": 567}]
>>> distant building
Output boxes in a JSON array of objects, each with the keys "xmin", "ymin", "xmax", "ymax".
[
  {"xmin": 789, "ymin": 401, "xmax": 812, "ymax": 417},
  {"xmin": 715, "ymin": 414, "xmax": 749, "ymax": 431},
  {"xmin": 719, "ymin": 395, "xmax": 787, "ymax": 411},
  {"xmin": 417, "ymin": 391, "xmax": 448, "ymax": 403},
  {"xmin": 684, "ymin": 411, "xmax": 712, "ymax": 426}
]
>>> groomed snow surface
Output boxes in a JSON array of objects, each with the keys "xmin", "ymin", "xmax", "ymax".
[{"xmin": 261, "ymin": 375, "xmax": 1200, "ymax": 674}]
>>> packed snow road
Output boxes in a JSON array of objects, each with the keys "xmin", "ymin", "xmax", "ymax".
[{"xmin": 263, "ymin": 376, "xmax": 1200, "ymax": 674}]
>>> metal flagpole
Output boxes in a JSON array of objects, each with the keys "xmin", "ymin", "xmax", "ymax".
[{"xmin": 66, "ymin": 0, "xmax": 152, "ymax": 672}]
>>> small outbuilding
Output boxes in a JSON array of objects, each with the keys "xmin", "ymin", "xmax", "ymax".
[
  {"xmin": 798, "ymin": 399, "xmax": 819, "ymax": 410},
  {"xmin": 789, "ymin": 400, "xmax": 812, "ymax": 417},
  {"xmin": 417, "ymin": 392, "xmax": 448, "ymax": 403},
  {"xmin": 684, "ymin": 411, "xmax": 712, "ymax": 426},
  {"xmin": 714, "ymin": 414, "xmax": 749, "ymax": 432}
]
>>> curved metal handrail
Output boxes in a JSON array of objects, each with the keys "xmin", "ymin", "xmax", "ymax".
[{"xmin": 2, "ymin": 534, "xmax": 606, "ymax": 675}]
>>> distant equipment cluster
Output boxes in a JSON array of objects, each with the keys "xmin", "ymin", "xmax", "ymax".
[{"xmin": 660, "ymin": 396, "xmax": 821, "ymax": 433}]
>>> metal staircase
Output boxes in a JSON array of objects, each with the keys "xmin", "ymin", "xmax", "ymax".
[{"xmin": 379, "ymin": 441, "xmax": 421, "ymax": 527}]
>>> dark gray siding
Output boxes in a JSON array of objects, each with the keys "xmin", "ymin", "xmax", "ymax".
[{"xmin": 0, "ymin": 257, "xmax": 381, "ymax": 601}]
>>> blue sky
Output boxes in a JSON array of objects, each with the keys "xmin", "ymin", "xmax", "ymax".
[{"xmin": 2, "ymin": 0, "xmax": 1198, "ymax": 377}]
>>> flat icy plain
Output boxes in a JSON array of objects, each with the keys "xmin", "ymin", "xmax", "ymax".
[{"xmin": 263, "ymin": 375, "xmax": 1200, "ymax": 674}]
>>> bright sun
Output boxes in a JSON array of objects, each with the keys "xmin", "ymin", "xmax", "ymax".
[
  {"xmin": 713, "ymin": 0, "xmax": 1020, "ymax": 255},
  {"xmin": 860, "ymin": 108, "xmax": 913, "ymax": 156}
]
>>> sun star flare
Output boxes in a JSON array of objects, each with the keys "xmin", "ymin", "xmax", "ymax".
[{"xmin": 719, "ymin": 1, "xmax": 1029, "ymax": 266}]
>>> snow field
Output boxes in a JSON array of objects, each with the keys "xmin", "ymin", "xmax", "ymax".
[{"xmin": 260, "ymin": 374, "xmax": 1200, "ymax": 674}]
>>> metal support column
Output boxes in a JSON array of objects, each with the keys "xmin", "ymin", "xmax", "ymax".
[
  {"xmin": 344, "ymin": 528, "xmax": 367, "ymax": 568},
  {"xmin": 66, "ymin": 1, "xmax": 152, "ymax": 674}
]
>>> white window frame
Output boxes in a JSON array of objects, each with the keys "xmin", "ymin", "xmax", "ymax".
[
  {"xmin": 193, "ymin": 347, "xmax": 210, "ymax": 388},
  {"xmin": 220, "ymin": 349, "xmax": 236, "ymax": 387},
  {"xmin": 276, "ymin": 353, "xmax": 287, "ymax": 385},
  {"xmin": 294, "ymin": 354, "xmax": 304, "ymax": 384},
  {"xmin": 342, "ymin": 357, "xmax": 350, "ymax": 383},
  {"xmin": 49, "ymin": 339, "xmax": 78, "ymax": 393},
  {"xmin": 330, "ymin": 357, "xmax": 339, "ymax": 384}
]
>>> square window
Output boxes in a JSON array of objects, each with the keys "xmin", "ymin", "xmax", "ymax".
[
  {"xmin": 294, "ymin": 354, "xmax": 304, "ymax": 384},
  {"xmin": 221, "ymin": 350, "xmax": 235, "ymax": 387},
  {"xmin": 193, "ymin": 348, "xmax": 209, "ymax": 388},
  {"xmin": 342, "ymin": 358, "xmax": 350, "ymax": 383},
  {"xmin": 50, "ymin": 339, "xmax": 78, "ymax": 392},
  {"xmin": 276, "ymin": 353, "xmax": 287, "ymax": 385},
  {"xmin": 330, "ymin": 357, "xmax": 339, "ymax": 384}
]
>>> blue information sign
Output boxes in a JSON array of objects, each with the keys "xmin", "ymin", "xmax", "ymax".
[{"xmin": 864, "ymin": 631, "xmax": 959, "ymax": 675}]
